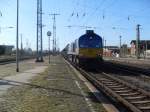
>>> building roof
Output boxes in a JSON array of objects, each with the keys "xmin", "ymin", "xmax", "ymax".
[
  {"xmin": 130, "ymin": 40, "xmax": 150, "ymax": 44},
  {"xmin": 104, "ymin": 46, "xmax": 119, "ymax": 49},
  {"xmin": 130, "ymin": 40, "xmax": 150, "ymax": 49},
  {"xmin": 0, "ymin": 45, "xmax": 14, "ymax": 48}
]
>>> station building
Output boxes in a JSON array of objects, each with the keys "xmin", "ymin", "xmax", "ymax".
[{"xmin": 0, "ymin": 45, "xmax": 14, "ymax": 55}]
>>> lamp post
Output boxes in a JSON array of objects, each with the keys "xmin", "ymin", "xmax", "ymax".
[
  {"xmin": 16, "ymin": 0, "xmax": 19, "ymax": 72},
  {"xmin": 47, "ymin": 31, "xmax": 51, "ymax": 64}
]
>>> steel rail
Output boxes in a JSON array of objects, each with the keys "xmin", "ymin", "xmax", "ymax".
[
  {"xmin": 62, "ymin": 55, "xmax": 150, "ymax": 112},
  {"xmin": 105, "ymin": 62, "xmax": 150, "ymax": 76},
  {"xmin": 0, "ymin": 56, "xmax": 36, "ymax": 65},
  {"xmin": 104, "ymin": 62, "xmax": 150, "ymax": 81},
  {"xmin": 88, "ymin": 71, "xmax": 150, "ymax": 112},
  {"xmin": 66, "ymin": 59, "xmax": 150, "ymax": 112}
]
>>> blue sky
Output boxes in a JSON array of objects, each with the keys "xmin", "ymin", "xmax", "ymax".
[{"xmin": 0, "ymin": 0, "xmax": 150, "ymax": 50}]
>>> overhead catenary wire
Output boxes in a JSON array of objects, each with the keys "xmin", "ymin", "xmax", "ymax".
[
  {"xmin": 64, "ymin": 0, "xmax": 150, "ymax": 50},
  {"xmin": 83, "ymin": 0, "xmax": 106, "ymax": 25},
  {"xmin": 69, "ymin": 0, "xmax": 106, "ymax": 39}
]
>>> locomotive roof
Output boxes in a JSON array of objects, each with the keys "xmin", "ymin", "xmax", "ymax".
[{"xmin": 79, "ymin": 30, "xmax": 102, "ymax": 40}]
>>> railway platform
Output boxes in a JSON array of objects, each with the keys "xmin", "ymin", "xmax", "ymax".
[{"xmin": 0, "ymin": 55, "xmax": 109, "ymax": 112}]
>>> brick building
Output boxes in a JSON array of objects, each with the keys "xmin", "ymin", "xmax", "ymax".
[{"xmin": 130, "ymin": 40, "xmax": 150, "ymax": 56}]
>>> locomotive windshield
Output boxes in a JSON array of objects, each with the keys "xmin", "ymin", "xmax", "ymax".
[{"xmin": 79, "ymin": 36, "xmax": 102, "ymax": 48}]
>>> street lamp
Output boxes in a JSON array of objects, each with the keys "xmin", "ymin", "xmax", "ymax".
[
  {"xmin": 16, "ymin": 0, "xmax": 19, "ymax": 72},
  {"xmin": 47, "ymin": 31, "xmax": 51, "ymax": 64}
]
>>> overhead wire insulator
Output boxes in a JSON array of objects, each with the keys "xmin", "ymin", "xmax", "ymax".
[
  {"xmin": 103, "ymin": 15, "xmax": 105, "ymax": 20},
  {"xmin": 102, "ymin": 10, "xmax": 105, "ymax": 20},
  {"xmin": 71, "ymin": 12, "xmax": 74, "ymax": 17},
  {"xmin": 128, "ymin": 16, "xmax": 130, "ymax": 20},
  {"xmin": 77, "ymin": 13, "xmax": 79, "ymax": 18},
  {"xmin": 83, "ymin": 13, "xmax": 86, "ymax": 17}
]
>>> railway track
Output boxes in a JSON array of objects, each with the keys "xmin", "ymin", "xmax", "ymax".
[
  {"xmin": 0, "ymin": 56, "xmax": 36, "ymax": 65},
  {"xmin": 82, "ymin": 70, "xmax": 150, "ymax": 112},
  {"xmin": 63, "ymin": 56, "xmax": 150, "ymax": 112},
  {"xmin": 105, "ymin": 61, "xmax": 150, "ymax": 76},
  {"xmin": 67, "ymin": 62, "xmax": 150, "ymax": 112},
  {"xmin": 103, "ymin": 62, "xmax": 150, "ymax": 84}
]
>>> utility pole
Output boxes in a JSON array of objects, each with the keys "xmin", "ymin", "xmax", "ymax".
[
  {"xmin": 103, "ymin": 37, "xmax": 104, "ymax": 55},
  {"xmin": 20, "ymin": 34, "xmax": 23, "ymax": 51},
  {"xmin": 36, "ymin": 0, "xmax": 43, "ymax": 62},
  {"xmin": 103, "ymin": 37, "xmax": 104, "ymax": 47},
  {"xmin": 136, "ymin": 24, "xmax": 141, "ymax": 59},
  {"xmin": 16, "ymin": 0, "xmax": 19, "ymax": 72},
  {"xmin": 119, "ymin": 35, "xmax": 122, "ymax": 57},
  {"xmin": 105, "ymin": 40, "xmax": 106, "ymax": 56},
  {"xmin": 20, "ymin": 34, "xmax": 23, "ymax": 56},
  {"xmin": 145, "ymin": 41, "xmax": 147, "ymax": 58},
  {"xmin": 49, "ymin": 13, "xmax": 60, "ymax": 55}
]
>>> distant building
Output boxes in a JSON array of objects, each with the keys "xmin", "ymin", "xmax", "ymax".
[
  {"xmin": 0, "ymin": 45, "xmax": 14, "ymax": 55},
  {"xmin": 24, "ymin": 48, "xmax": 33, "ymax": 55},
  {"xmin": 103, "ymin": 46, "xmax": 119, "ymax": 57},
  {"xmin": 130, "ymin": 40, "xmax": 150, "ymax": 56},
  {"xmin": 120, "ymin": 44, "xmax": 130, "ymax": 57}
]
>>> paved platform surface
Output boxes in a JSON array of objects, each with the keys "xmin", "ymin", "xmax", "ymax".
[
  {"xmin": 0, "ymin": 66, "xmax": 47, "ymax": 96},
  {"xmin": 0, "ymin": 56, "xmax": 106, "ymax": 112},
  {"xmin": 0, "ymin": 58, "xmax": 48, "ymax": 78}
]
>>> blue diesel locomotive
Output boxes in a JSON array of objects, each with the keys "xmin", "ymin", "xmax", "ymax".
[{"xmin": 65, "ymin": 30, "xmax": 103, "ymax": 68}]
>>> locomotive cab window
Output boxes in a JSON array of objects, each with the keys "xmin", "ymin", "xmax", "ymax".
[{"xmin": 79, "ymin": 36, "xmax": 102, "ymax": 48}]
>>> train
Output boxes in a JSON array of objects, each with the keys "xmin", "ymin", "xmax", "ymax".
[{"xmin": 62, "ymin": 30, "xmax": 103, "ymax": 68}]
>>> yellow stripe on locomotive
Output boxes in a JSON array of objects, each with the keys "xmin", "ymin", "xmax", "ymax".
[{"xmin": 79, "ymin": 48, "xmax": 103, "ymax": 58}]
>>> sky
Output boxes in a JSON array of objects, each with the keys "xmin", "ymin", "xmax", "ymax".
[{"xmin": 0, "ymin": 0, "xmax": 150, "ymax": 51}]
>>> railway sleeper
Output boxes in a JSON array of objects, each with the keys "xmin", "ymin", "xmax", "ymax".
[
  {"xmin": 131, "ymin": 100, "xmax": 150, "ymax": 104},
  {"xmin": 134, "ymin": 103, "xmax": 150, "ymax": 109},
  {"xmin": 99, "ymin": 77, "xmax": 110, "ymax": 80},
  {"xmin": 99, "ymin": 79, "xmax": 111, "ymax": 82},
  {"xmin": 103, "ymin": 72, "xmax": 150, "ymax": 97},
  {"xmin": 120, "ymin": 92, "xmax": 140, "ymax": 96},
  {"xmin": 104, "ymin": 83, "xmax": 120, "ymax": 86},
  {"xmin": 102, "ymin": 81, "xmax": 118, "ymax": 85},
  {"xmin": 124, "ymin": 95, "xmax": 146, "ymax": 100},
  {"xmin": 138, "ymin": 106, "xmax": 150, "ymax": 111},
  {"xmin": 115, "ymin": 89, "xmax": 133, "ymax": 93},
  {"xmin": 108, "ymin": 85, "xmax": 124, "ymax": 88},
  {"xmin": 111, "ymin": 87, "xmax": 129, "ymax": 90}
]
